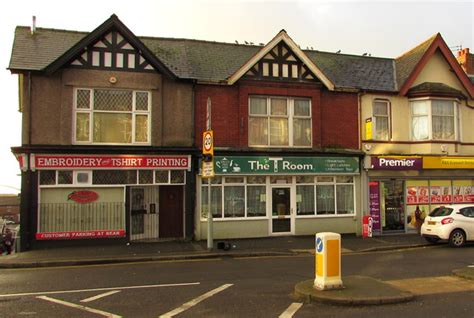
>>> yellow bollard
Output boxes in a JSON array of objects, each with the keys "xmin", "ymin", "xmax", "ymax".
[{"xmin": 314, "ymin": 232, "xmax": 343, "ymax": 290}]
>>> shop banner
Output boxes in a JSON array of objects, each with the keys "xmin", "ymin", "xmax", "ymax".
[
  {"xmin": 371, "ymin": 156, "xmax": 422, "ymax": 170},
  {"xmin": 33, "ymin": 154, "xmax": 191, "ymax": 170},
  {"xmin": 36, "ymin": 230, "xmax": 126, "ymax": 240},
  {"xmin": 423, "ymin": 157, "xmax": 474, "ymax": 169},
  {"xmin": 210, "ymin": 156, "xmax": 359, "ymax": 174},
  {"xmin": 368, "ymin": 182, "xmax": 381, "ymax": 231}
]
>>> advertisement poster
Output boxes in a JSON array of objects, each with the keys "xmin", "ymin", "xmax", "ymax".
[
  {"xmin": 369, "ymin": 182, "xmax": 381, "ymax": 231},
  {"xmin": 430, "ymin": 186, "xmax": 442, "ymax": 204},
  {"xmin": 406, "ymin": 186, "xmax": 417, "ymax": 204},
  {"xmin": 418, "ymin": 186, "xmax": 429, "ymax": 204},
  {"xmin": 440, "ymin": 186, "xmax": 452, "ymax": 203},
  {"xmin": 463, "ymin": 186, "xmax": 474, "ymax": 203},
  {"xmin": 453, "ymin": 186, "xmax": 463, "ymax": 203}
]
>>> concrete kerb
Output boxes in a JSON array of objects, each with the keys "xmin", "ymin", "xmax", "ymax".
[
  {"xmin": 452, "ymin": 267, "xmax": 474, "ymax": 280},
  {"xmin": 294, "ymin": 276, "xmax": 414, "ymax": 306}
]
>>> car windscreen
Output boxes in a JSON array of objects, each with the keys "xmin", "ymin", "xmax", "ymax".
[{"xmin": 429, "ymin": 207, "xmax": 453, "ymax": 217}]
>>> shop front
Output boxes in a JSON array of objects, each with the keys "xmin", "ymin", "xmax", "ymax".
[
  {"xmin": 22, "ymin": 154, "xmax": 191, "ymax": 246},
  {"xmin": 367, "ymin": 156, "xmax": 474, "ymax": 235},
  {"xmin": 195, "ymin": 155, "xmax": 361, "ymax": 240}
]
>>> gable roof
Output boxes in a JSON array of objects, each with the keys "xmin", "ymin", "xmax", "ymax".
[
  {"xmin": 227, "ymin": 30, "xmax": 335, "ymax": 90},
  {"xmin": 395, "ymin": 33, "xmax": 474, "ymax": 98}
]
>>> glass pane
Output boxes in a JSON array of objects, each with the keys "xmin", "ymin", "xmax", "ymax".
[
  {"xmin": 224, "ymin": 177, "xmax": 244, "ymax": 183},
  {"xmin": 271, "ymin": 98, "xmax": 287, "ymax": 115},
  {"xmin": 155, "ymin": 171, "xmax": 169, "ymax": 183},
  {"xmin": 293, "ymin": 118, "xmax": 311, "ymax": 146},
  {"xmin": 411, "ymin": 100, "xmax": 428, "ymax": 115},
  {"xmin": 139, "ymin": 170, "xmax": 153, "ymax": 184},
  {"xmin": 336, "ymin": 185, "xmax": 354, "ymax": 214},
  {"xmin": 432, "ymin": 100, "xmax": 453, "ymax": 115},
  {"xmin": 296, "ymin": 176, "xmax": 314, "ymax": 183},
  {"xmin": 336, "ymin": 176, "xmax": 353, "ymax": 183},
  {"xmin": 93, "ymin": 113, "xmax": 132, "ymax": 143},
  {"xmin": 250, "ymin": 97, "xmax": 267, "ymax": 115},
  {"xmin": 93, "ymin": 170, "xmax": 136, "ymax": 184},
  {"xmin": 432, "ymin": 116, "xmax": 454, "ymax": 140},
  {"xmin": 317, "ymin": 176, "xmax": 333, "ymax": 183},
  {"xmin": 135, "ymin": 92, "xmax": 149, "ymax": 111},
  {"xmin": 40, "ymin": 170, "xmax": 56, "ymax": 185},
  {"xmin": 247, "ymin": 176, "xmax": 266, "ymax": 184},
  {"xmin": 316, "ymin": 185, "xmax": 335, "ymax": 214},
  {"xmin": 201, "ymin": 186, "xmax": 223, "ymax": 219},
  {"xmin": 170, "ymin": 170, "xmax": 185, "ymax": 183},
  {"xmin": 294, "ymin": 99, "xmax": 310, "ymax": 116},
  {"xmin": 57, "ymin": 171, "xmax": 73, "ymax": 184},
  {"xmin": 297, "ymin": 185, "xmax": 315, "ymax": 215},
  {"xmin": 411, "ymin": 116, "xmax": 429, "ymax": 140},
  {"xmin": 270, "ymin": 176, "xmax": 292, "ymax": 184},
  {"xmin": 224, "ymin": 186, "xmax": 245, "ymax": 217},
  {"xmin": 135, "ymin": 115, "xmax": 148, "ymax": 142},
  {"xmin": 270, "ymin": 118, "xmax": 288, "ymax": 145},
  {"xmin": 94, "ymin": 89, "xmax": 132, "ymax": 111},
  {"xmin": 375, "ymin": 117, "xmax": 389, "ymax": 140},
  {"xmin": 76, "ymin": 112, "xmax": 90, "ymax": 142},
  {"xmin": 211, "ymin": 176, "xmax": 222, "ymax": 184},
  {"xmin": 249, "ymin": 117, "xmax": 268, "ymax": 145},
  {"xmin": 247, "ymin": 186, "xmax": 266, "ymax": 217},
  {"xmin": 373, "ymin": 101, "xmax": 388, "ymax": 115},
  {"xmin": 76, "ymin": 89, "xmax": 91, "ymax": 109}
]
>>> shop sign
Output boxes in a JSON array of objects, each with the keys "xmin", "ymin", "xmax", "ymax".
[
  {"xmin": 212, "ymin": 156, "xmax": 359, "ymax": 174},
  {"xmin": 423, "ymin": 157, "xmax": 474, "ymax": 169},
  {"xmin": 371, "ymin": 156, "xmax": 422, "ymax": 170},
  {"xmin": 32, "ymin": 154, "xmax": 191, "ymax": 170},
  {"xmin": 368, "ymin": 182, "xmax": 381, "ymax": 231},
  {"xmin": 67, "ymin": 190, "xmax": 99, "ymax": 203},
  {"xmin": 36, "ymin": 230, "xmax": 125, "ymax": 240}
]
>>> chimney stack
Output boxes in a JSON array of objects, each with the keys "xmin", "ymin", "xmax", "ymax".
[
  {"xmin": 31, "ymin": 16, "xmax": 36, "ymax": 35},
  {"xmin": 457, "ymin": 48, "xmax": 473, "ymax": 75}
]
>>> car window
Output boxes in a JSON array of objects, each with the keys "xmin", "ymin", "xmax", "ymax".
[
  {"xmin": 460, "ymin": 207, "xmax": 474, "ymax": 218},
  {"xmin": 429, "ymin": 207, "xmax": 453, "ymax": 217}
]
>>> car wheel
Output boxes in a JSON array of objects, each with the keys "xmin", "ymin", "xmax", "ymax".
[
  {"xmin": 424, "ymin": 237, "xmax": 440, "ymax": 244},
  {"xmin": 449, "ymin": 229, "xmax": 466, "ymax": 247}
]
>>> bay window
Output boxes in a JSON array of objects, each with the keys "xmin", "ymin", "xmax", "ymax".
[
  {"xmin": 410, "ymin": 99, "xmax": 458, "ymax": 141},
  {"xmin": 74, "ymin": 88, "xmax": 151, "ymax": 144},
  {"xmin": 249, "ymin": 96, "xmax": 312, "ymax": 147}
]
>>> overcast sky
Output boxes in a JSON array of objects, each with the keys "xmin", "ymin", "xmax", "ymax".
[{"xmin": 0, "ymin": 0, "xmax": 472, "ymax": 194}]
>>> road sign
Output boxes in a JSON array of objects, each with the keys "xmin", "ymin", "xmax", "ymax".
[{"xmin": 203, "ymin": 130, "xmax": 214, "ymax": 155}]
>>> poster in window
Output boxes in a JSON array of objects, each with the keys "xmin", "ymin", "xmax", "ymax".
[
  {"xmin": 430, "ymin": 186, "xmax": 442, "ymax": 204},
  {"xmin": 441, "ymin": 186, "xmax": 452, "ymax": 203},
  {"xmin": 464, "ymin": 186, "xmax": 474, "ymax": 203},
  {"xmin": 418, "ymin": 186, "xmax": 429, "ymax": 204},
  {"xmin": 453, "ymin": 186, "xmax": 463, "ymax": 203},
  {"xmin": 406, "ymin": 186, "xmax": 417, "ymax": 204}
]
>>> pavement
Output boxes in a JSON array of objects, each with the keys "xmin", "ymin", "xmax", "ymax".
[{"xmin": 1, "ymin": 233, "xmax": 472, "ymax": 306}]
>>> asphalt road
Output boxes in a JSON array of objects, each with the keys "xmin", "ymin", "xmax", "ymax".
[{"xmin": 0, "ymin": 244, "xmax": 473, "ymax": 317}]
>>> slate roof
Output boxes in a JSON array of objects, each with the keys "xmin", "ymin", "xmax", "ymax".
[
  {"xmin": 407, "ymin": 82, "xmax": 466, "ymax": 98},
  {"xmin": 5, "ymin": 25, "xmax": 450, "ymax": 93}
]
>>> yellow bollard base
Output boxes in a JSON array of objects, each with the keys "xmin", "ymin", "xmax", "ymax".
[{"xmin": 314, "ymin": 277, "xmax": 344, "ymax": 291}]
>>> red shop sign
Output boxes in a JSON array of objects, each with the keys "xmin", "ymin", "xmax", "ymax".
[
  {"xmin": 68, "ymin": 190, "xmax": 99, "ymax": 203},
  {"xmin": 36, "ymin": 230, "xmax": 125, "ymax": 240}
]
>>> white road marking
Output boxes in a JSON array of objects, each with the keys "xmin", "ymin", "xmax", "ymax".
[
  {"xmin": 37, "ymin": 296, "xmax": 121, "ymax": 318},
  {"xmin": 159, "ymin": 284, "xmax": 233, "ymax": 318},
  {"xmin": 0, "ymin": 282, "xmax": 200, "ymax": 298},
  {"xmin": 81, "ymin": 290, "xmax": 121, "ymax": 303},
  {"xmin": 279, "ymin": 302, "xmax": 303, "ymax": 318},
  {"xmin": 468, "ymin": 265, "xmax": 474, "ymax": 268}
]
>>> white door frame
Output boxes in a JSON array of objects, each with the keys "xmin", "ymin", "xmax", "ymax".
[{"xmin": 269, "ymin": 185, "xmax": 295, "ymax": 235}]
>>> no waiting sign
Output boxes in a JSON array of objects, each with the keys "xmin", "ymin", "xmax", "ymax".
[{"xmin": 203, "ymin": 130, "xmax": 214, "ymax": 155}]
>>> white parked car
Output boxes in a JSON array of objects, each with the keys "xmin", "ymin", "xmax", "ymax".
[{"xmin": 421, "ymin": 205, "xmax": 474, "ymax": 247}]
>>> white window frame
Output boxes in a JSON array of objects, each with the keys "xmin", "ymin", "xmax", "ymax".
[
  {"xmin": 248, "ymin": 96, "xmax": 312, "ymax": 148},
  {"xmin": 372, "ymin": 99, "xmax": 391, "ymax": 141},
  {"xmin": 73, "ymin": 88, "xmax": 152, "ymax": 145},
  {"xmin": 409, "ymin": 97, "xmax": 459, "ymax": 141}
]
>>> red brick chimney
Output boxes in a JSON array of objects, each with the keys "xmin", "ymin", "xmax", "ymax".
[{"xmin": 457, "ymin": 48, "xmax": 474, "ymax": 75}]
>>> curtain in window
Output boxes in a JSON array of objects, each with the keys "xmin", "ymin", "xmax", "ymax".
[
  {"xmin": 293, "ymin": 118, "xmax": 311, "ymax": 146},
  {"xmin": 411, "ymin": 101, "xmax": 429, "ymax": 140},
  {"xmin": 224, "ymin": 186, "xmax": 245, "ymax": 217},
  {"xmin": 374, "ymin": 101, "xmax": 389, "ymax": 140},
  {"xmin": 76, "ymin": 113, "xmax": 90, "ymax": 141},
  {"xmin": 135, "ymin": 115, "xmax": 148, "ymax": 142},
  {"xmin": 297, "ymin": 185, "xmax": 315, "ymax": 215},
  {"xmin": 316, "ymin": 185, "xmax": 335, "ymax": 214},
  {"xmin": 249, "ymin": 117, "xmax": 268, "ymax": 145},
  {"xmin": 247, "ymin": 186, "xmax": 266, "ymax": 217},
  {"xmin": 93, "ymin": 113, "xmax": 132, "ymax": 143},
  {"xmin": 270, "ymin": 118, "xmax": 289, "ymax": 145},
  {"xmin": 201, "ymin": 187, "xmax": 222, "ymax": 218},
  {"xmin": 336, "ymin": 185, "xmax": 354, "ymax": 214},
  {"xmin": 432, "ymin": 100, "xmax": 454, "ymax": 140}
]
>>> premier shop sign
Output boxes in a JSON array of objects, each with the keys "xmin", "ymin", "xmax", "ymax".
[{"xmin": 212, "ymin": 156, "xmax": 359, "ymax": 174}]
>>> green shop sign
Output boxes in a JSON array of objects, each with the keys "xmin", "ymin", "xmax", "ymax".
[{"xmin": 211, "ymin": 156, "xmax": 359, "ymax": 174}]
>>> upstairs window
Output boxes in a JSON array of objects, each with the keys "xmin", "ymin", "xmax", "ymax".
[
  {"xmin": 74, "ymin": 89, "xmax": 151, "ymax": 144},
  {"xmin": 410, "ymin": 99, "xmax": 458, "ymax": 141},
  {"xmin": 372, "ymin": 100, "xmax": 390, "ymax": 140},
  {"xmin": 249, "ymin": 96, "xmax": 312, "ymax": 147}
]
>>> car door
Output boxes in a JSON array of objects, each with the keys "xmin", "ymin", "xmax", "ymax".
[{"xmin": 458, "ymin": 207, "xmax": 474, "ymax": 240}]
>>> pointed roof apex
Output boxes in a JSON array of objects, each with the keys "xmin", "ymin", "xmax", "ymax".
[
  {"xmin": 227, "ymin": 30, "xmax": 334, "ymax": 89},
  {"xmin": 279, "ymin": 29, "xmax": 287, "ymax": 34},
  {"xmin": 43, "ymin": 14, "xmax": 176, "ymax": 79}
]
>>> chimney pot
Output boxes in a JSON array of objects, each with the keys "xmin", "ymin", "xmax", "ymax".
[{"xmin": 31, "ymin": 16, "xmax": 36, "ymax": 35}]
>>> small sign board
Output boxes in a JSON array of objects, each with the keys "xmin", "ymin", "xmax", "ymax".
[
  {"xmin": 202, "ymin": 130, "xmax": 214, "ymax": 155},
  {"xmin": 202, "ymin": 161, "xmax": 214, "ymax": 178}
]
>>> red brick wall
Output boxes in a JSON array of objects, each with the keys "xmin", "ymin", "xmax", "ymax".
[
  {"xmin": 320, "ymin": 91, "xmax": 359, "ymax": 149},
  {"xmin": 457, "ymin": 48, "xmax": 474, "ymax": 75},
  {"xmin": 195, "ymin": 81, "xmax": 359, "ymax": 150}
]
